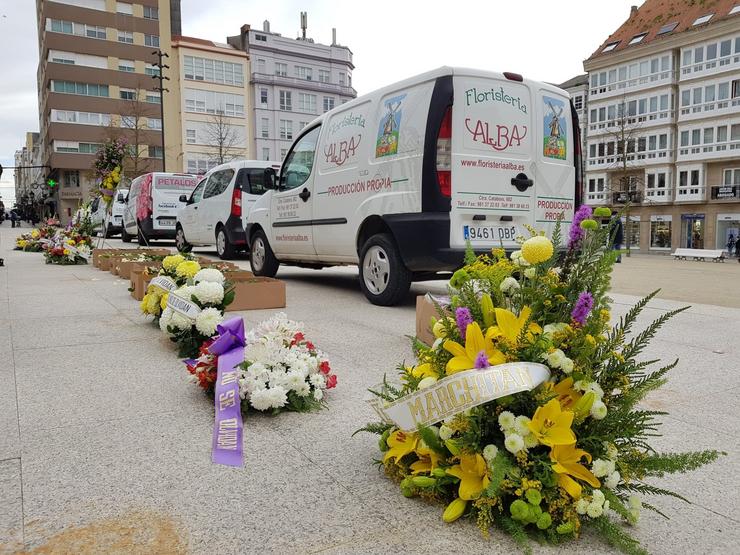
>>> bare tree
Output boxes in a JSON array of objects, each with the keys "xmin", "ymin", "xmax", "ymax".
[
  {"xmin": 120, "ymin": 97, "xmax": 155, "ymax": 177},
  {"xmin": 204, "ymin": 111, "xmax": 244, "ymax": 166}
]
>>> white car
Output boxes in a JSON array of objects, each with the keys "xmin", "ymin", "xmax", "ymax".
[
  {"xmin": 175, "ymin": 160, "xmax": 279, "ymax": 259},
  {"xmin": 122, "ymin": 172, "xmax": 199, "ymax": 244},
  {"xmin": 91, "ymin": 189, "xmax": 128, "ymax": 237},
  {"xmin": 246, "ymin": 66, "xmax": 582, "ymax": 305}
]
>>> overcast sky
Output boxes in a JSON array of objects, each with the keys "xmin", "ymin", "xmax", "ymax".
[{"xmin": 0, "ymin": 0, "xmax": 640, "ymax": 202}]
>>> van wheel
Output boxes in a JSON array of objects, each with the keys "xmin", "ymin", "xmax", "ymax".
[
  {"xmin": 250, "ymin": 229, "xmax": 279, "ymax": 277},
  {"xmin": 175, "ymin": 225, "xmax": 191, "ymax": 253},
  {"xmin": 359, "ymin": 233, "xmax": 412, "ymax": 306},
  {"xmin": 104, "ymin": 223, "xmax": 114, "ymax": 238},
  {"xmin": 121, "ymin": 228, "xmax": 133, "ymax": 243},
  {"xmin": 216, "ymin": 227, "xmax": 237, "ymax": 260}
]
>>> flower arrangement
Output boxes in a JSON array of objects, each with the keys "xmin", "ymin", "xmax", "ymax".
[
  {"xmin": 157, "ymin": 253, "xmax": 202, "ymax": 286},
  {"xmin": 42, "ymin": 228, "xmax": 93, "ymax": 265},
  {"xmin": 186, "ymin": 312, "xmax": 337, "ymax": 413},
  {"xmin": 359, "ymin": 218, "xmax": 721, "ymax": 554},
  {"xmin": 159, "ymin": 268, "xmax": 235, "ymax": 358},
  {"xmin": 14, "ymin": 220, "xmax": 61, "ymax": 252},
  {"xmin": 93, "ymin": 137, "xmax": 128, "ymax": 205}
]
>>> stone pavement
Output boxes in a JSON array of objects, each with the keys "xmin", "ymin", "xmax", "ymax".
[{"xmin": 0, "ymin": 225, "xmax": 738, "ymax": 554}]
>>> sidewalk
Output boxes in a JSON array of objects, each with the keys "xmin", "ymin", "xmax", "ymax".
[{"xmin": 1, "ymin": 226, "xmax": 738, "ymax": 554}]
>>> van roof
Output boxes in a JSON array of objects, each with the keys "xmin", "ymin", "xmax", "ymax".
[
  {"xmin": 304, "ymin": 66, "xmax": 571, "ymax": 128},
  {"xmin": 204, "ymin": 159, "xmax": 282, "ymax": 173}
]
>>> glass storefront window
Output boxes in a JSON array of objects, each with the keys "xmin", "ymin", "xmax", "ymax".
[
  {"xmin": 625, "ymin": 218, "xmax": 640, "ymax": 248},
  {"xmin": 717, "ymin": 215, "xmax": 740, "ymax": 254},
  {"xmin": 650, "ymin": 220, "xmax": 672, "ymax": 249},
  {"xmin": 681, "ymin": 214, "xmax": 705, "ymax": 248}
]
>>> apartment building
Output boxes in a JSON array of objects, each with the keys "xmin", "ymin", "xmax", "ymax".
[
  {"xmin": 36, "ymin": 0, "xmax": 180, "ymax": 222},
  {"xmin": 228, "ymin": 19, "xmax": 356, "ymax": 162},
  {"xmin": 557, "ymin": 74, "xmax": 589, "ymax": 157},
  {"xmin": 583, "ymin": 0, "xmax": 740, "ymax": 253},
  {"xmin": 169, "ymin": 36, "xmax": 252, "ymax": 174}
]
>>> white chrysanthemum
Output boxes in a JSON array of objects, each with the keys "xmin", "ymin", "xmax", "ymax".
[
  {"xmin": 523, "ymin": 267, "xmax": 536, "ymax": 279},
  {"xmin": 543, "ymin": 322, "xmax": 569, "ymax": 336},
  {"xmin": 592, "ymin": 489, "xmax": 606, "ymax": 505},
  {"xmin": 159, "ymin": 307, "xmax": 174, "ymax": 332},
  {"xmin": 285, "ymin": 370, "xmax": 306, "ymax": 391},
  {"xmin": 439, "ymin": 425, "xmax": 453, "ymax": 441},
  {"xmin": 169, "ymin": 310, "xmax": 192, "ymax": 331},
  {"xmin": 499, "ymin": 277, "xmax": 520, "ymax": 294},
  {"xmin": 195, "ymin": 307, "xmax": 223, "ymax": 336},
  {"xmin": 309, "ymin": 373, "xmax": 325, "ymax": 388},
  {"xmin": 586, "ymin": 382, "xmax": 605, "ymax": 399},
  {"xmin": 591, "ymin": 400, "xmax": 608, "ymax": 420},
  {"xmin": 591, "ymin": 459, "xmax": 612, "ymax": 478},
  {"xmin": 606, "ymin": 442, "xmax": 619, "ymax": 461},
  {"xmin": 523, "ymin": 433, "xmax": 539, "ymax": 449},
  {"xmin": 313, "ymin": 387, "xmax": 324, "ymax": 401},
  {"xmin": 504, "ymin": 433, "xmax": 524, "ymax": 454},
  {"xmin": 605, "ymin": 470, "xmax": 621, "ymax": 489},
  {"xmin": 249, "ymin": 388, "xmax": 273, "ymax": 411},
  {"xmin": 560, "ymin": 357, "xmax": 574, "ymax": 374},
  {"xmin": 545, "ymin": 349, "xmax": 566, "ymax": 368},
  {"xmin": 628, "ymin": 496, "xmax": 642, "ymax": 510},
  {"xmin": 575, "ymin": 498, "xmax": 589, "ymax": 515},
  {"xmin": 587, "ymin": 502, "xmax": 604, "ymax": 518},
  {"xmin": 193, "ymin": 268, "xmax": 225, "ymax": 285},
  {"xmin": 483, "ymin": 444, "xmax": 499, "ymax": 462},
  {"xmin": 294, "ymin": 382, "xmax": 311, "ymax": 397},
  {"xmin": 193, "ymin": 281, "xmax": 224, "ymax": 305},
  {"xmin": 268, "ymin": 385, "xmax": 288, "ymax": 408},
  {"xmin": 514, "ymin": 415, "xmax": 531, "ymax": 436},
  {"xmin": 498, "ymin": 411, "xmax": 516, "ymax": 431},
  {"xmin": 418, "ymin": 377, "xmax": 437, "ymax": 389},
  {"xmin": 175, "ymin": 285, "xmax": 196, "ymax": 302}
]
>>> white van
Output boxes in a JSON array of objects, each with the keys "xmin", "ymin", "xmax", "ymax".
[
  {"xmin": 122, "ymin": 172, "xmax": 198, "ymax": 243},
  {"xmin": 91, "ymin": 189, "xmax": 128, "ymax": 237},
  {"xmin": 246, "ymin": 67, "xmax": 582, "ymax": 305},
  {"xmin": 175, "ymin": 160, "xmax": 279, "ymax": 259}
]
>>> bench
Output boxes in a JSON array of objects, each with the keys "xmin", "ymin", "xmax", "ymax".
[{"xmin": 672, "ymin": 248, "xmax": 726, "ymax": 262}]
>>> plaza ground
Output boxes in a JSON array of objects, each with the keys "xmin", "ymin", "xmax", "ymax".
[{"xmin": 0, "ymin": 223, "xmax": 738, "ymax": 554}]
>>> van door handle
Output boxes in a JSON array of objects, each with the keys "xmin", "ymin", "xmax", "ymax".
[
  {"xmin": 299, "ymin": 188, "xmax": 311, "ymax": 202},
  {"xmin": 511, "ymin": 173, "xmax": 534, "ymax": 192}
]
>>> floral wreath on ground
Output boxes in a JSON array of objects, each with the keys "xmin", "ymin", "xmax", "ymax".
[
  {"xmin": 14, "ymin": 219, "xmax": 61, "ymax": 252},
  {"xmin": 139, "ymin": 253, "xmax": 201, "ymax": 321},
  {"xmin": 41, "ymin": 217, "xmax": 94, "ymax": 265},
  {"xmin": 186, "ymin": 312, "xmax": 337, "ymax": 413},
  {"xmin": 159, "ymin": 267, "xmax": 235, "ymax": 358},
  {"xmin": 359, "ymin": 206, "xmax": 721, "ymax": 555}
]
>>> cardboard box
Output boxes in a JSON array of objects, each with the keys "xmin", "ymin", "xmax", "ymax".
[
  {"xmin": 416, "ymin": 294, "xmax": 451, "ymax": 346},
  {"xmin": 130, "ymin": 263, "xmax": 162, "ymax": 301},
  {"xmin": 93, "ymin": 249, "xmax": 122, "ymax": 268},
  {"xmin": 224, "ymin": 272, "xmax": 285, "ymax": 311}
]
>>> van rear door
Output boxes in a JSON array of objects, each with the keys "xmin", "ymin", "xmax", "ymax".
[
  {"xmin": 450, "ymin": 74, "xmax": 534, "ymax": 249},
  {"xmin": 151, "ymin": 174, "xmax": 198, "ymax": 232}
]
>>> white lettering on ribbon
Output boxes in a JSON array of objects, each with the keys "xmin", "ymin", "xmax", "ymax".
[
  {"xmin": 368, "ymin": 363, "xmax": 551, "ymax": 432},
  {"xmin": 166, "ymin": 293, "xmax": 202, "ymax": 319},
  {"xmin": 150, "ymin": 276, "xmax": 177, "ymax": 292}
]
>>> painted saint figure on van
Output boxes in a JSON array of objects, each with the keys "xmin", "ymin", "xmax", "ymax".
[
  {"xmin": 543, "ymin": 96, "xmax": 567, "ymax": 160},
  {"xmin": 376, "ymin": 94, "xmax": 406, "ymax": 158}
]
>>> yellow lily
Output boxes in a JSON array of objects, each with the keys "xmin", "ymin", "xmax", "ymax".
[
  {"xmin": 528, "ymin": 399, "xmax": 576, "ymax": 446},
  {"xmin": 550, "ymin": 443, "xmax": 601, "ymax": 498},
  {"xmin": 547, "ymin": 377, "xmax": 582, "ymax": 411},
  {"xmin": 446, "ymin": 453, "xmax": 491, "ymax": 500},
  {"xmin": 383, "ymin": 430, "xmax": 418, "ymax": 465},
  {"xmin": 488, "ymin": 306, "xmax": 542, "ymax": 345},
  {"xmin": 412, "ymin": 363, "xmax": 437, "ymax": 379},
  {"xmin": 444, "ymin": 322, "xmax": 506, "ymax": 375},
  {"xmin": 410, "ymin": 441, "xmax": 442, "ymax": 475}
]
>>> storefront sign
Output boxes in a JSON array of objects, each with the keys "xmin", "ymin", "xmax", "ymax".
[
  {"xmin": 59, "ymin": 190, "xmax": 83, "ymax": 199},
  {"xmin": 711, "ymin": 185, "xmax": 739, "ymax": 200}
]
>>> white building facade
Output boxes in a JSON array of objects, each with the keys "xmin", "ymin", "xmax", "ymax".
[{"xmin": 228, "ymin": 22, "xmax": 356, "ymax": 162}]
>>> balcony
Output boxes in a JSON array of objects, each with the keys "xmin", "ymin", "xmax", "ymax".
[
  {"xmin": 710, "ymin": 184, "xmax": 740, "ymax": 201},
  {"xmin": 678, "ymin": 138, "xmax": 740, "ymax": 162},
  {"xmin": 675, "ymin": 186, "xmax": 707, "ymax": 203},
  {"xmin": 679, "ymin": 52, "xmax": 740, "ymax": 82},
  {"xmin": 588, "ymin": 110, "xmax": 674, "ymax": 136},
  {"xmin": 643, "ymin": 188, "xmax": 673, "ymax": 203},
  {"xmin": 612, "ymin": 190, "xmax": 642, "ymax": 204},
  {"xmin": 589, "ymin": 69, "xmax": 675, "ymax": 100},
  {"xmin": 251, "ymin": 73, "xmax": 357, "ymax": 97},
  {"xmin": 678, "ymin": 98, "xmax": 740, "ymax": 122},
  {"xmin": 588, "ymin": 149, "xmax": 672, "ymax": 170},
  {"xmin": 585, "ymin": 192, "xmax": 608, "ymax": 205}
]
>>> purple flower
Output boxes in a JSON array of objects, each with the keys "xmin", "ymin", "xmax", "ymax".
[
  {"xmin": 455, "ymin": 307, "xmax": 473, "ymax": 338},
  {"xmin": 474, "ymin": 350, "xmax": 489, "ymax": 369},
  {"xmin": 571, "ymin": 292, "xmax": 594, "ymax": 326},
  {"xmin": 568, "ymin": 205, "xmax": 593, "ymax": 249}
]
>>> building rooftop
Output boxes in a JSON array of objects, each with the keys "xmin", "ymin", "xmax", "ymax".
[
  {"xmin": 587, "ymin": 0, "xmax": 740, "ymax": 60},
  {"xmin": 173, "ymin": 35, "xmax": 241, "ymax": 51},
  {"xmin": 558, "ymin": 74, "xmax": 589, "ymax": 89}
]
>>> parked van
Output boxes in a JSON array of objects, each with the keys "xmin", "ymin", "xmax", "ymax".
[
  {"xmin": 246, "ymin": 67, "xmax": 582, "ymax": 305},
  {"xmin": 91, "ymin": 189, "xmax": 128, "ymax": 237},
  {"xmin": 175, "ymin": 160, "xmax": 279, "ymax": 259},
  {"xmin": 122, "ymin": 172, "xmax": 199, "ymax": 243}
]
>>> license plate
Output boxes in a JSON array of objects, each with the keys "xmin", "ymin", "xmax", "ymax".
[
  {"xmin": 114, "ymin": 216, "xmax": 123, "ymax": 223},
  {"xmin": 158, "ymin": 218, "xmax": 176, "ymax": 227},
  {"xmin": 463, "ymin": 224, "xmax": 518, "ymax": 242}
]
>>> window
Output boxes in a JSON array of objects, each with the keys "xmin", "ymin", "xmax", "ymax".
[
  {"xmin": 650, "ymin": 219, "xmax": 671, "ymax": 248},
  {"xmin": 255, "ymin": 34, "xmax": 267, "ymax": 42},
  {"xmin": 693, "ymin": 87, "xmax": 703, "ymax": 105},
  {"xmin": 204, "ymin": 169, "xmax": 234, "ymax": 198},
  {"xmin": 261, "ymin": 118, "xmax": 269, "ymax": 138},
  {"xmin": 52, "ymin": 110, "xmax": 110, "ymax": 126},
  {"xmin": 118, "ymin": 31, "xmax": 133, "ymax": 44},
  {"xmin": 721, "ymin": 40, "xmax": 732, "ymax": 57},
  {"xmin": 719, "ymin": 82, "xmax": 730, "ymax": 100},
  {"xmin": 694, "ymin": 47, "xmax": 704, "ymax": 63},
  {"xmin": 693, "ymin": 14, "xmax": 714, "ymax": 26},
  {"xmin": 338, "ymin": 72, "xmax": 346, "ymax": 85},
  {"xmin": 63, "ymin": 170, "xmax": 80, "ymax": 188},
  {"xmin": 147, "ymin": 118, "xmax": 162, "ymax": 130},
  {"xmin": 318, "ymin": 69, "xmax": 330, "ymax": 83},
  {"xmin": 602, "ymin": 41, "xmax": 619, "ymax": 53},
  {"xmin": 145, "ymin": 92, "xmax": 161, "ymax": 104},
  {"xmin": 704, "ymin": 127, "xmax": 714, "ymax": 144},
  {"xmin": 298, "ymin": 93, "xmax": 316, "ymax": 114},
  {"xmin": 718, "ymin": 126, "xmax": 728, "ymax": 142},
  {"xmin": 145, "ymin": 64, "xmax": 160, "ymax": 77},
  {"xmin": 52, "ymin": 55, "xmax": 74, "ymax": 65},
  {"xmin": 629, "ymin": 33, "xmax": 647, "ymax": 45},
  {"xmin": 657, "ymin": 22, "xmax": 678, "ymax": 35},
  {"xmin": 681, "ymin": 130, "xmax": 689, "ymax": 147},
  {"xmin": 295, "ymin": 65, "xmax": 312, "ymax": 80},
  {"xmin": 54, "ymin": 141, "xmax": 102, "ymax": 154},
  {"xmin": 120, "ymin": 116, "xmax": 136, "ymax": 129},
  {"xmin": 148, "ymin": 146, "xmax": 163, "ymax": 159},
  {"xmin": 280, "ymin": 125, "xmax": 320, "ymax": 190},
  {"xmin": 184, "ymin": 89, "xmax": 245, "ymax": 116},
  {"xmin": 242, "ymin": 168, "xmax": 274, "ymax": 195},
  {"xmin": 323, "ymin": 96, "xmax": 335, "ymax": 112},
  {"xmin": 262, "ymin": 147, "xmax": 270, "ymax": 161},
  {"xmin": 186, "ymin": 129, "xmax": 196, "ymax": 144},
  {"xmin": 145, "ymin": 35, "xmax": 160, "ymax": 48},
  {"xmin": 119, "ymin": 88, "xmax": 136, "ymax": 100},
  {"xmin": 279, "ymin": 119, "xmax": 293, "ymax": 140},
  {"xmin": 116, "ymin": 2, "xmax": 133, "ymax": 14},
  {"xmin": 682, "ymin": 49, "xmax": 692, "ymax": 66},
  {"xmin": 118, "ymin": 60, "xmax": 135, "ymax": 72},
  {"xmin": 692, "ymin": 129, "xmax": 701, "ymax": 145},
  {"xmin": 260, "ymin": 88, "xmax": 268, "ymax": 105},
  {"xmin": 257, "ymin": 59, "xmax": 265, "ymax": 73},
  {"xmin": 707, "ymin": 43, "xmax": 717, "ymax": 60},
  {"xmin": 143, "ymin": 6, "xmax": 159, "ymax": 19},
  {"xmin": 730, "ymin": 5, "xmax": 740, "ymax": 15},
  {"xmin": 275, "ymin": 62, "xmax": 287, "ymax": 77},
  {"xmin": 279, "ymin": 90, "xmax": 292, "ymax": 111},
  {"xmin": 48, "ymin": 19, "xmax": 106, "ymax": 39},
  {"xmin": 183, "ymin": 56, "xmax": 244, "ymax": 86},
  {"xmin": 573, "ymin": 95, "xmax": 583, "ymax": 110},
  {"xmin": 52, "ymin": 81, "xmax": 109, "ymax": 97},
  {"xmin": 732, "ymin": 79, "xmax": 740, "ymax": 98}
]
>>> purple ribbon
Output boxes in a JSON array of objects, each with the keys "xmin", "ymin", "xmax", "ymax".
[{"xmin": 209, "ymin": 317, "xmax": 245, "ymax": 467}]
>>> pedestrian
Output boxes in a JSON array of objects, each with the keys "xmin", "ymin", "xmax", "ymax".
[
  {"xmin": 727, "ymin": 234, "xmax": 736, "ymax": 257},
  {"xmin": 610, "ymin": 210, "xmax": 624, "ymax": 263},
  {"xmin": 9, "ymin": 208, "xmax": 20, "ymax": 228}
]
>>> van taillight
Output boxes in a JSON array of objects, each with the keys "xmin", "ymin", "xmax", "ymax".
[
  {"xmin": 436, "ymin": 106, "xmax": 452, "ymax": 198},
  {"xmin": 231, "ymin": 186, "xmax": 242, "ymax": 217}
]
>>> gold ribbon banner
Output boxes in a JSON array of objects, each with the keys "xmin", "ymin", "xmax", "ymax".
[{"xmin": 367, "ymin": 363, "xmax": 551, "ymax": 432}]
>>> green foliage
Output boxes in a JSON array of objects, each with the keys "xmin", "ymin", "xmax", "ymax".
[
  {"xmin": 589, "ymin": 515, "xmax": 648, "ymax": 555},
  {"xmin": 464, "ymin": 239, "xmax": 477, "ymax": 265},
  {"xmin": 486, "ymin": 450, "xmax": 515, "ymax": 496},
  {"xmin": 352, "ymin": 422, "xmax": 393, "ymax": 437}
]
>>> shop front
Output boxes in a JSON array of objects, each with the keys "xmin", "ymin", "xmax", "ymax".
[
  {"xmin": 680, "ymin": 213, "xmax": 705, "ymax": 249},
  {"xmin": 649, "ymin": 215, "xmax": 672, "ymax": 251},
  {"xmin": 716, "ymin": 213, "xmax": 740, "ymax": 255}
]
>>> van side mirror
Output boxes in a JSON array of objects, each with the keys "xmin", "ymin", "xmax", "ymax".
[
  {"xmin": 264, "ymin": 167, "xmax": 277, "ymax": 190},
  {"xmin": 179, "ymin": 194, "xmax": 188, "ymax": 203}
]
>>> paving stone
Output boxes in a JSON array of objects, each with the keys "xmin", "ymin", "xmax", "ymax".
[{"xmin": 0, "ymin": 459, "xmax": 23, "ymax": 552}]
